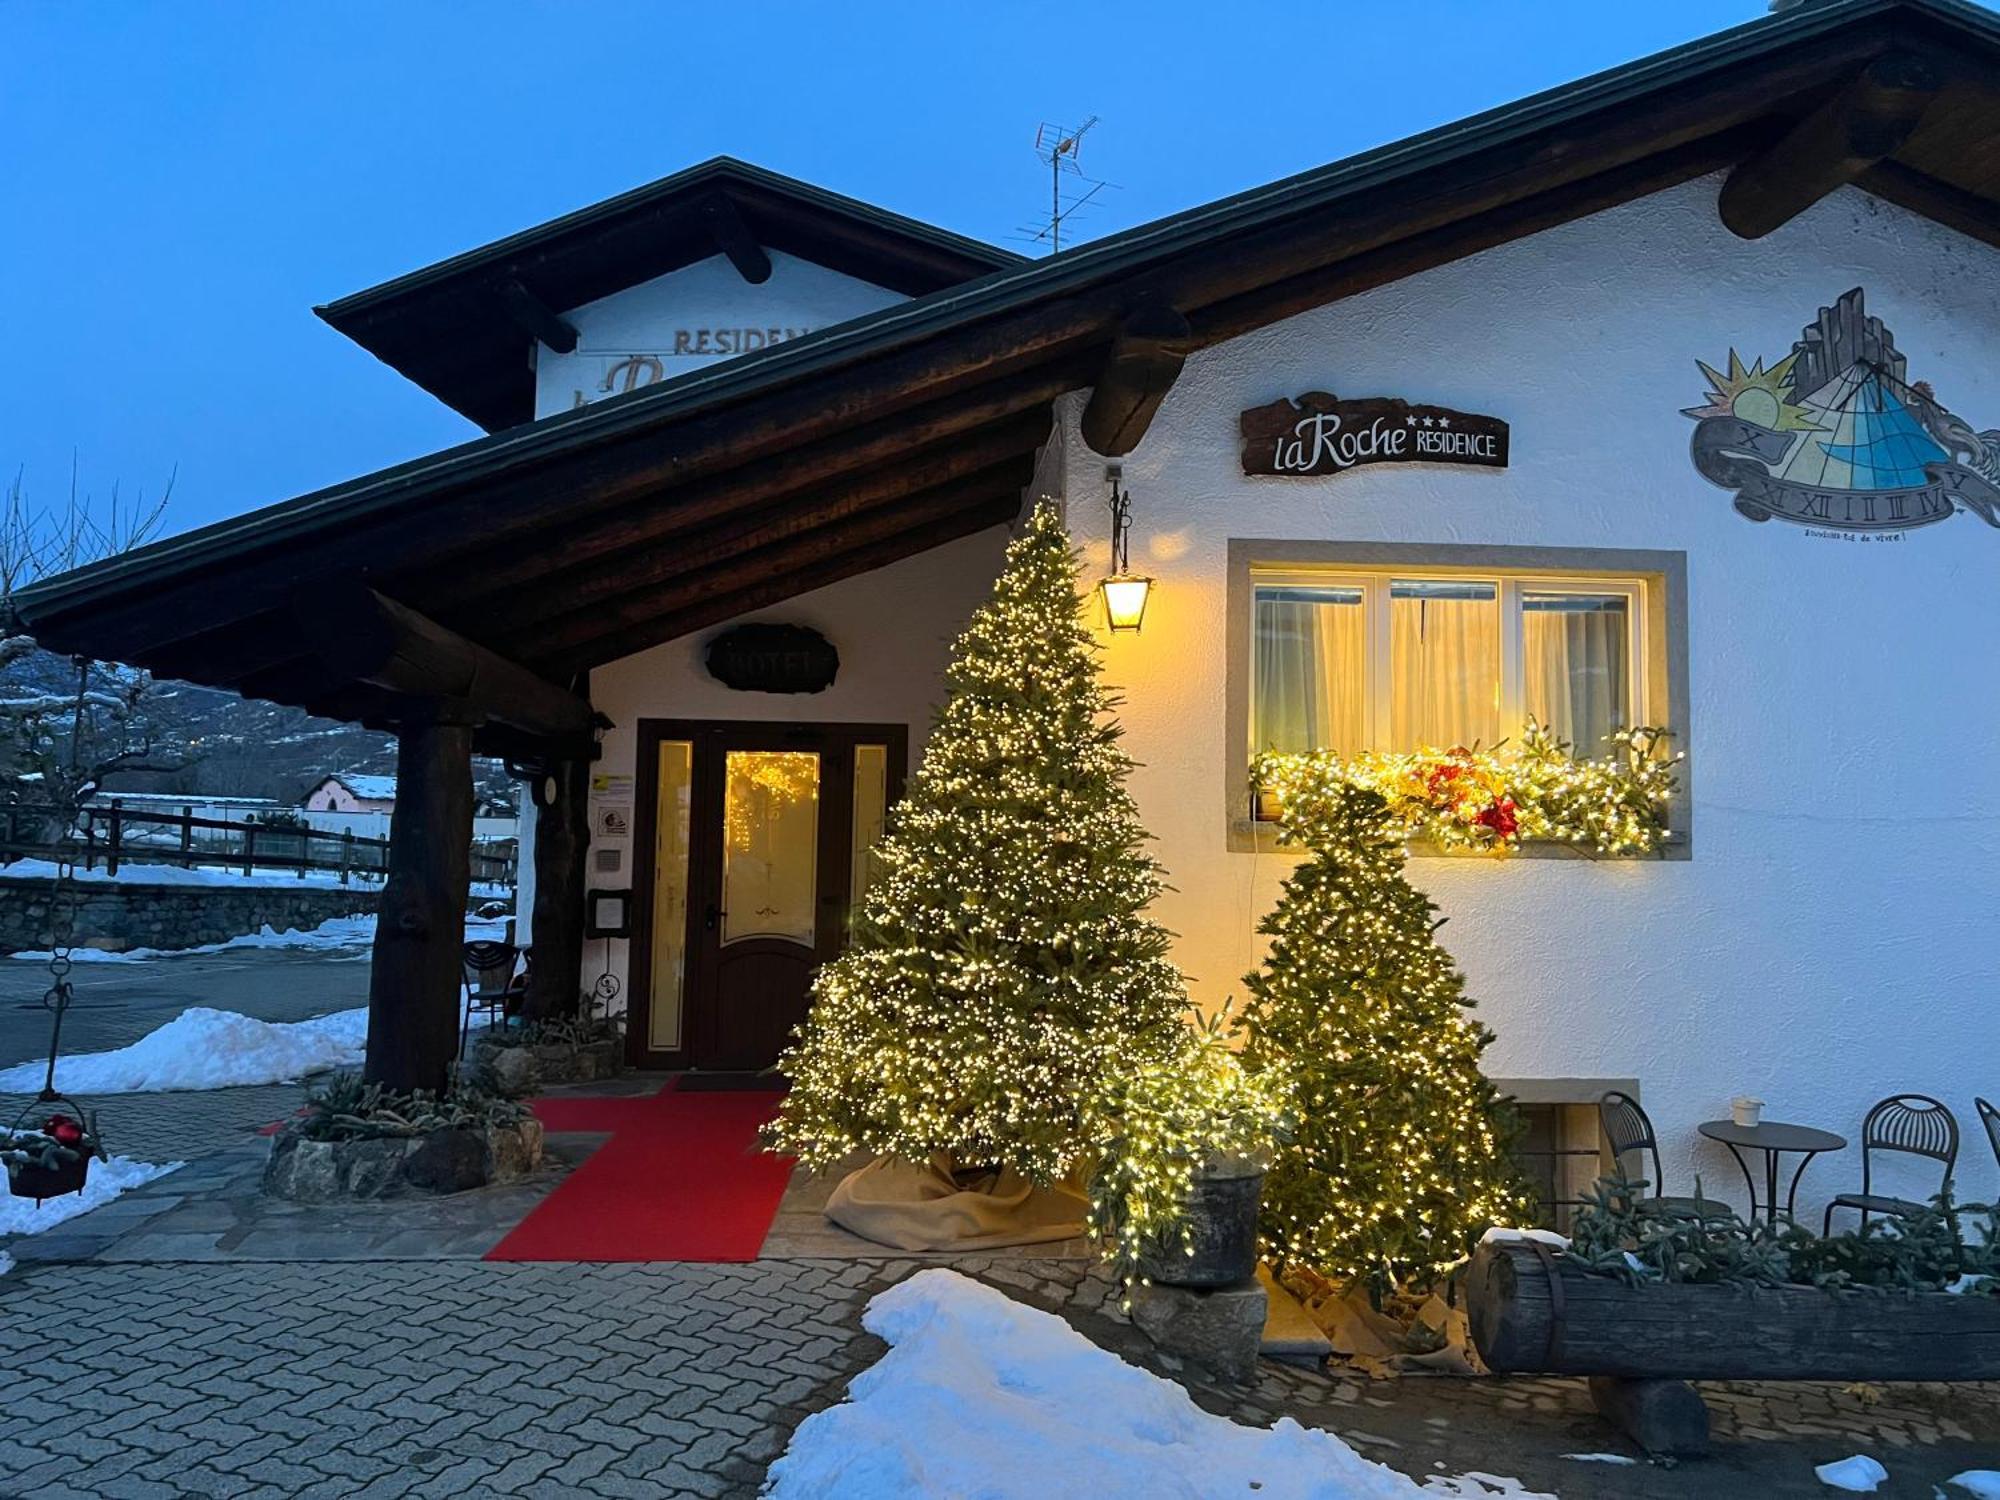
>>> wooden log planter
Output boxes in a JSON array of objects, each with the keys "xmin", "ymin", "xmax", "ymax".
[{"xmin": 1467, "ymin": 1240, "xmax": 2000, "ymax": 1382}]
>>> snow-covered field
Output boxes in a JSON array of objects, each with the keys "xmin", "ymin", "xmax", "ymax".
[
  {"xmin": 764, "ymin": 1268, "xmax": 1551, "ymax": 1500},
  {"xmin": 8, "ymin": 910, "xmax": 510, "ymax": 965},
  {"xmin": 0, "ymin": 857, "xmax": 509, "ymax": 899}
]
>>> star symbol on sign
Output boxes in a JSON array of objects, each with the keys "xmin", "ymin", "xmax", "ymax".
[
  {"xmin": 1421, "ymin": 415, "xmax": 1434, "ymax": 427},
  {"xmin": 1439, "ymin": 416, "xmax": 1451, "ymax": 429},
  {"xmin": 1405, "ymin": 414, "xmax": 1417, "ymax": 426}
]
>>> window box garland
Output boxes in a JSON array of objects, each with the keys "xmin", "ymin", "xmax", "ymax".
[{"xmin": 1253, "ymin": 721, "xmax": 1681, "ymax": 857}]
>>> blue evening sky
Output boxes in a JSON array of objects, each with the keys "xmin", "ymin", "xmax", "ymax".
[{"xmin": 3, "ymin": 1, "xmax": 1762, "ymax": 539}]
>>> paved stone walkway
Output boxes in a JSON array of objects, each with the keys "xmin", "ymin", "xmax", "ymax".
[{"xmin": 2, "ymin": 1250, "xmax": 1995, "ymax": 1498}]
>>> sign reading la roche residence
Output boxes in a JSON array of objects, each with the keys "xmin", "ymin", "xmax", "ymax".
[
  {"xmin": 1685, "ymin": 287, "xmax": 2000, "ymax": 536},
  {"xmin": 1240, "ymin": 392, "xmax": 1511, "ymax": 478}
]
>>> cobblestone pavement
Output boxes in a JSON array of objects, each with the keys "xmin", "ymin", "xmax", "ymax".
[
  {"xmin": 0, "ymin": 1082, "xmax": 303, "ymax": 1164},
  {"xmin": 2, "ymin": 1253, "xmax": 1994, "ymax": 1499}
]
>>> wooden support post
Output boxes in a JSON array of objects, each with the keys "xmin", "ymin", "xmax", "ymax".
[
  {"xmin": 1718, "ymin": 50, "xmax": 1941, "ymax": 240},
  {"xmin": 180, "ymin": 806, "xmax": 193, "ymax": 869},
  {"xmin": 497, "ymin": 278, "xmax": 579, "ymax": 354},
  {"xmin": 1080, "ymin": 303, "xmax": 1195, "ymax": 457},
  {"xmin": 105, "ymin": 805, "xmax": 121, "ymax": 878},
  {"xmin": 523, "ymin": 756, "xmax": 591, "ymax": 1022},
  {"xmin": 242, "ymin": 824, "xmax": 256, "ymax": 878},
  {"xmin": 340, "ymin": 828, "xmax": 353, "ymax": 887},
  {"xmin": 364, "ymin": 705, "xmax": 475, "ymax": 1094},
  {"xmin": 701, "ymin": 192, "xmax": 772, "ymax": 284}
]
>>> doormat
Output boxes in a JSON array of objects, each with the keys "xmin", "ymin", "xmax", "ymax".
[
  {"xmin": 675, "ymin": 1071, "xmax": 790, "ymax": 1093},
  {"xmin": 484, "ymin": 1078, "xmax": 794, "ymax": 1262}
]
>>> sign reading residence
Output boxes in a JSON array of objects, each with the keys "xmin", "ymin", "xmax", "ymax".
[{"xmin": 1240, "ymin": 392, "xmax": 1510, "ymax": 478}]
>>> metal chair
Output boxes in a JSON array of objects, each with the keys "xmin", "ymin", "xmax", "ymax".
[
  {"xmin": 1597, "ymin": 1091, "xmax": 1732, "ymax": 1216},
  {"xmin": 459, "ymin": 941, "xmax": 527, "ymax": 1058},
  {"xmin": 1822, "ymin": 1094, "xmax": 1959, "ymax": 1235},
  {"xmin": 1975, "ymin": 1097, "xmax": 1999, "ymax": 1171}
]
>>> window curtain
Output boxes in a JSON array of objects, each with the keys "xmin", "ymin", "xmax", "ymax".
[
  {"xmin": 1252, "ymin": 588, "xmax": 1365, "ymax": 754},
  {"xmin": 1389, "ymin": 583, "xmax": 1499, "ymax": 750},
  {"xmin": 1523, "ymin": 595, "xmax": 1628, "ymax": 753}
]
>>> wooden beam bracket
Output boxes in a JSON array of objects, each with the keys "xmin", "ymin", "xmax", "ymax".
[
  {"xmin": 702, "ymin": 192, "xmax": 773, "ymax": 284},
  {"xmin": 291, "ymin": 582, "xmax": 597, "ymax": 743},
  {"xmin": 1718, "ymin": 50, "xmax": 1942, "ymax": 240},
  {"xmin": 1080, "ymin": 302, "xmax": 1195, "ymax": 457},
  {"xmin": 498, "ymin": 277, "xmax": 580, "ymax": 354}
]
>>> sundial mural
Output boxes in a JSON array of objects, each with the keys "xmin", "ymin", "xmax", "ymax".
[{"xmin": 1685, "ymin": 288, "xmax": 2000, "ymax": 534}]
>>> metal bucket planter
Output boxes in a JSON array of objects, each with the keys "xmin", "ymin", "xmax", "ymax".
[
  {"xmin": 1138, "ymin": 1153, "xmax": 1267, "ymax": 1288},
  {"xmin": 7, "ymin": 1148, "xmax": 91, "ymax": 1202}
]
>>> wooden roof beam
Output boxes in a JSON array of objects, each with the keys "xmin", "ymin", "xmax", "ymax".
[
  {"xmin": 702, "ymin": 192, "xmax": 773, "ymax": 284},
  {"xmin": 1079, "ymin": 302, "xmax": 1194, "ymax": 458},
  {"xmin": 498, "ymin": 278, "xmax": 580, "ymax": 354},
  {"xmin": 291, "ymin": 582, "xmax": 597, "ymax": 742},
  {"xmin": 542, "ymin": 492, "xmax": 1024, "ymax": 675},
  {"xmin": 1719, "ymin": 50, "xmax": 1942, "ymax": 240},
  {"xmin": 484, "ymin": 410, "xmax": 1053, "ymax": 635},
  {"xmin": 506, "ymin": 459, "xmax": 1035, "ymax": 663}
]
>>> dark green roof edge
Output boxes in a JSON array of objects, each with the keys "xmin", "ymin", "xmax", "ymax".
[
  {"xmin": 314, "ymin": 155, "xmax": 1026, "ymax": 322},
  {"xmin": 17, "ymin": 0, "xmax": 1998, "ymax": 623}
]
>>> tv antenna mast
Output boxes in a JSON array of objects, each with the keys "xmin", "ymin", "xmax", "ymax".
[{"xmin": 1021, "ymin": 117, "xmax": 1114, "ymax": 256}]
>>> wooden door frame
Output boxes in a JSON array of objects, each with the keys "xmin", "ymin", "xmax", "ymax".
[{"xmin": 626, "ymin": 718, "xmax": 909, "ymax": 1070}]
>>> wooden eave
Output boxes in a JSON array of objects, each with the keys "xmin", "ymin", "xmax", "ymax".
[
  {"xmin": 316, "ymin": 158, "xmax": 1026, "ymax": 433},
  {"xmin": 12, "ymin": 0, "xmax": 2000, "ymax": 752}
]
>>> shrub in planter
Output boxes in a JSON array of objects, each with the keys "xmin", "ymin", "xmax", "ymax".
[
  {"xmin": 1088, "ymin": 1014, "xmax": 1289, "ymax": 1289},
  {"xmin": 470, "ymin": 1011, "xmax": 624, "ymax": 1096},
  {"xmin": 264, "ymin": 1074, "xmax": 543, "ymax": 1201},
  {"xmin": 2, "ymin": 1108, "xmax": 107, "ymax": 1202}
]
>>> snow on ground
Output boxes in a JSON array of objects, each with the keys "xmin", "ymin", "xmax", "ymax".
[
  {"xmin": 0, "ymin": 857, "xmax": 509, "ymax": 899},
  {"xmin": 9, "ymin": 910, "xmax": 510, "ymax": 964},
  {"xmin": 0, "ymin": 1250, "xmax": 12, "ymax": 1278},
  {"xmin": 764, "ymin": 1268, "xmax": 1552, "ymax": 1500},
  {"xmin": 1814, "ymin": 1455, "xmax": 1888, "ymax": 1492},
  {"xmin": 0, "ymin": 1157, "xmax": 178, "ymax": 1238},
  {"xmin": 1950, "ymin": 1476, "xmax": 2000, "ymax": 1500},
  {"xmin": 0, "ymin": 1007, "xmax": 370, "ymax": 1094}
]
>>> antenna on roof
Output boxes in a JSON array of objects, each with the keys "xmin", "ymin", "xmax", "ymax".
[{"xmin": 1017, "ymin": 117, "xmax": 1116, "ymax": 256}]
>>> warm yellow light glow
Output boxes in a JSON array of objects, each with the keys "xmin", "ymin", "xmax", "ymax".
[{"xmin": 1100, "ymin": 574, "xmax": 1152, "ymax": 633}]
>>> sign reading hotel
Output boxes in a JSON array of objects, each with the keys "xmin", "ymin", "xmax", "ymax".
[
  {"xmin": 1685, "ymin": 287, "xmax": 2000, "ymax": 535},
  {"xmin": 1240, "ymin": 392, "xmax": 1510, "ymax": 478}
]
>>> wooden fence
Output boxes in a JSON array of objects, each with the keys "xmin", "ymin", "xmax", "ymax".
[{"xmin": 0, "ymin": 803, "xmax": 516, "ymax": 889}]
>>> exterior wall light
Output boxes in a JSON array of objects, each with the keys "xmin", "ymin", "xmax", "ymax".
[{"xmin": 1099, "ymin": 463, "xmax": 1152, "ymax": 633}]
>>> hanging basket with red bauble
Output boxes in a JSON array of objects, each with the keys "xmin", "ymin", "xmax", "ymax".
[{"xmin": 3, "ymin": 1101, "xmax": 105, "ymax": 1203}]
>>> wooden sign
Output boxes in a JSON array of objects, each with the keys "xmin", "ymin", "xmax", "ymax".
[
  {"xmin": 1241, "ymin": 392, "xmax": 1509, "ymax": 478},
  {"xmin": 705, "ymin": 623, "xmax": 839, "ymax": 694}
]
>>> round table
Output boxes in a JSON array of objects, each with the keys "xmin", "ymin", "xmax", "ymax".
[{"xmin": 1697, "ymin": 1119, "xmax": 1847, "ymax": 1227}]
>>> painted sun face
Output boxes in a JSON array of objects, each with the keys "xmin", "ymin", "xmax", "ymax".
[{"xmin": 1682, "ymin": 349, "xmax": 1823, "ymax": 432}]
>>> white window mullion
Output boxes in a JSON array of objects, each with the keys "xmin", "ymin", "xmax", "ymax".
[
  {"xmin": 1499, "ymin": 578, "xmax": 1525, "ymax": 742},
  {"xmin": 1366, "ymin": 576, "xmax": 1393, "ymax": 752}
]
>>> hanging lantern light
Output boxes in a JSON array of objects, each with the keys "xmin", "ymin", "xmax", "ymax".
[{"xmin": 1099, "ymin": 464, "xmax": 1152, "ymax": 633}]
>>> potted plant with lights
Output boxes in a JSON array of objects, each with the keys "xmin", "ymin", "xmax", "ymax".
[
  {"xmin": 2, "ymin": 1102, "xmax": 106, "ymax": 1202},
  {"xmin": 1090, "ymin": 1011, "xmax": 1290, "ymax": 1289}
]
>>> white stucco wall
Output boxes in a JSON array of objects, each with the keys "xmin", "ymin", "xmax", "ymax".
[
  {"xmin": 532, "ymin": 250, "xmax": 905, "ymax": 419},
  {"xmin": 1059, "ymin": 174, "xmax": 2000, "ymax": 1212},
  {"xmin": 577, "ymin": 527, "xmax": 1013, "ymax": 1010}
]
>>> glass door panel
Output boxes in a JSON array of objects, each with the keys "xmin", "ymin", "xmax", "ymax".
[
  {"xmin": 722, "ymin": 750, "xmax": 820, "ymax": 946},
  {"xmin": 649, "ymin": 740, "xmax": 694, "ymax": 1051},
  {"xmin": 849, "ymin": 743, "xmax": 890, "ymax": 920}
]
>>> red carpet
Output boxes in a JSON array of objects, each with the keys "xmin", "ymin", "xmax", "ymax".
[{"xmin": 485, "ymin": 1079, "xmax": 795, "ymax": 1262}]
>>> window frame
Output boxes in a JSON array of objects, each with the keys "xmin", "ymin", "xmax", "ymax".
[{"xmin": 1225, "ymin": 540, "xmax": 1690, "ymax": 857}]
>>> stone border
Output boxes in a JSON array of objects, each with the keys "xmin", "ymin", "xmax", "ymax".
[{"xmin": 262, "ymin": 1118, "xmax": 544, "ymax": 1201}]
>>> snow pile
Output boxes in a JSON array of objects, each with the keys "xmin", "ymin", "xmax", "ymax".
[
  {"xmin": 0, "ymin": 1251, "xmax": 12, "ymax": 1278},
  {"xmin": 0, "ymin": 857, "xmax": 382, "ymax": 890},
  {"xmin": 0, "ymin": 1157, "xmax": 178, "ymax": 1238},
  {"xmin": 1814, "ymin": 1455, "xmax": 1887, "ymax": 1492},
  {"xmin": 0, "ymin": 1006, "xmax": 368, "ymax": 1094},
  {"xmin": 765, "ymin": 1268, "xmax": 1547, "ymax": 1500},
  {"xmin": 1949, "ymin": 1475, "xmax": 2000, "ymax": 1500},
  {"xmin": 1478, "ymin": 1227, "xmax": 1569, "ymax": 1250},
  {"xmin": 1560, "ymin": 1454, "xmax": 1637, "ymax": 1465}
]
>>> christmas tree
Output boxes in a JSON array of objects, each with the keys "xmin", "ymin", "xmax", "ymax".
[
  {"xmin": 1241, "ymin": 759, "xmax": 1527, "ymax": 1294},
  {"xmin": 767, "ymin": 500, "xmax": 1190, "ymax": 1183}
]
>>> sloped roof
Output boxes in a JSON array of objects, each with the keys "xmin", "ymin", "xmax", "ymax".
[
  {"xmin": 13, "ymin": 0, "xmax": 2000, "ymax": 748},
  {"xmin": 316, "ymin": 157, "xmax": 1025, "ymax": 432}
]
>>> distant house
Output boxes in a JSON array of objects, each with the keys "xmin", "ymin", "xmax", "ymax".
[{"xmin": 301, "ymin": 774, "xmax": 397, "ymax": 815}]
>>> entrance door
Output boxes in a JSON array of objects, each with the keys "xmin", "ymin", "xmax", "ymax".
[{"xmin": 629, "ymin": 720, "xmax": 905, "ymax": 1071}]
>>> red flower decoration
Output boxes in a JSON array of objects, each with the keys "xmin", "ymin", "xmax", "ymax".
[
  {"xmin": 44, "ymin": 1115, "xmax": 85, "ymax": 1147},
  {"xmin": 1475, "ymin": 798, "xmax": 1519, "ymax": 839}
]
